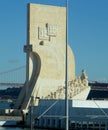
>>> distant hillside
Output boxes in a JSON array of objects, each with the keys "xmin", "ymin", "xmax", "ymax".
[
  {"xmin": 0, "ymin": 87, "xmax": 21, "ymax": 100},
  {"xmin": 89, "ymin": 82, "xmax": 108, "ymax": 88},
  {"xmin": 88, "ymin": 82, "xmax": 108, "ymax": 100},
  {"xmin": 0, "ymin": 82, "xmax": 108, "ymax": 100}
]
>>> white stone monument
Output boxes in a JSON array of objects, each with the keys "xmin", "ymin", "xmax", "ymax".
[{"xmin": 15, "ymin": 3, "xmax": 77, "ymax": 110}]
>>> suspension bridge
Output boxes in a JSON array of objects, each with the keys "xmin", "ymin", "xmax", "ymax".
[
  {"xmin": 0, "ymin": 65, "xmax": 26, "ymax": 88},
  {"xmin": 0, "ymin": 65, "xmax": 107, "ymax": 89}
]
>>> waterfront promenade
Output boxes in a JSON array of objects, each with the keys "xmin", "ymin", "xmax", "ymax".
[{"xmin": 0, "ymin": 116, "xmax": 22, "ymax": 121}]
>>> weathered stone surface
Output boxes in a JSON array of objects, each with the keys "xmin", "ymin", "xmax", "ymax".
[
  {"xmin": 15, "ymin": 4, "xmax": 76, "ymax": 109},
  {"xmin": 27, "ymin": 4, "xmax": 75, "ymax": 98}
]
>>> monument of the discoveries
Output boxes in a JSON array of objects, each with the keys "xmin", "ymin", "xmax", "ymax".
[{"xmin": 14, "ymin": 3, "xmax": 89, "ymax": 110}]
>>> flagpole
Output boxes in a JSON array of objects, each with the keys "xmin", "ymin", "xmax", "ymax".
[{"xmin": 65, "ymin": 0, "xmax": 69, "ymax": 130}]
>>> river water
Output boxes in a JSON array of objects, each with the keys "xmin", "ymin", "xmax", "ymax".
[{"xmin": 0, "ymin": 101, "xmax": 11, "ymax": 109}]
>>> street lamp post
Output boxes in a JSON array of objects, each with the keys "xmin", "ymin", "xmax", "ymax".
[{"xmin": 65, "ymin": 0, "xmax": 69, "ymax": 130}]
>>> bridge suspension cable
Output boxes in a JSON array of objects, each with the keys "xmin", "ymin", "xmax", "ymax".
[
  {"xmin": 0, "ymin": 65, "xmax": 26, "ymax": 87},
  {"xmin": 0, "ymin": 65, "xmax": 26, "ymax": 75}
]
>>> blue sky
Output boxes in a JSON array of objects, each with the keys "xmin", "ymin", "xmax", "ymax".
[{"xmin": 0, "ymin": 0, "xmax": 108, "ymax": 82}]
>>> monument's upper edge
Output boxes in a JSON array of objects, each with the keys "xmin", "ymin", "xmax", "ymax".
[{"xmin": 28, "ymin": 3, "xmax": 66, "ymax": 8}]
